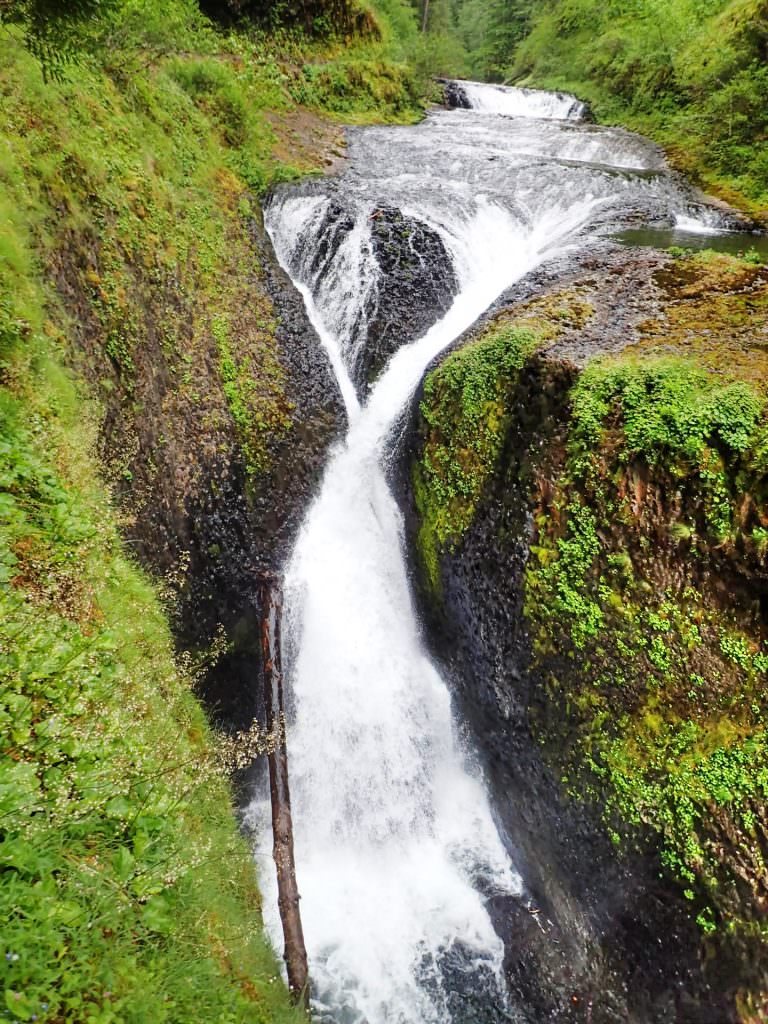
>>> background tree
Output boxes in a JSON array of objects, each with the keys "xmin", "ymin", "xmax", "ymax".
[{"xmin": 457, "ymin": 0, "xmax": 535, "ymax": 79}]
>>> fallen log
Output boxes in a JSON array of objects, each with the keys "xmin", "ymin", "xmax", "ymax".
[{"xmin": 259, "ymin": 574, "xmax": 310, "ymax": 1011}]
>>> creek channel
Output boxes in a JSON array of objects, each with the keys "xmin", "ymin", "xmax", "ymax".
[{"xmin": 247, "ymin": 80, "xmax": 744, "ymax": 1024}]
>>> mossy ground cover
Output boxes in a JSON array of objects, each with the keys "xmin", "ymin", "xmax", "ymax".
[
  {"xmin": 626, "ymin": 250, "xmax": 768, "ymax": 391},
  {"xmin": 412, "ymin": 291, "xmax": 592, "ymax": 593},
  {"xmin": 412, "ymin": 323, "xmax": 539, "ymax": 592},
  {"xmin": 525, "ymin": 356, "xmax": 768, "ymax": 928},
  {"xmin": 414, "ymin": 251, "xmax": 768, "ymax": 962}
]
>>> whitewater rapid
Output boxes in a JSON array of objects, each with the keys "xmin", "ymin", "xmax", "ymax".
[{"xmin": 249, "ymin": 81, "xmax": 730, "ymax": 1023}]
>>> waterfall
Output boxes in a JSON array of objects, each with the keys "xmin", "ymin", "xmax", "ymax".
[
  {"xmin": 453, "ymin": 80, "xmax": 587, "ymax": 121},
  {"xmin": 249, "ymin": 80, "xmax": 733, "ymax": 1024}
]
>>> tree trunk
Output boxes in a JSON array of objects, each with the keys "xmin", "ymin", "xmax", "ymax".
[
  {"xmin": 422, "ymin": 0, "xmax": 430, "ymax": 32},
  {"xmin": 259, "ymin": 575, "xmax": 310, "ymax": 1010}
]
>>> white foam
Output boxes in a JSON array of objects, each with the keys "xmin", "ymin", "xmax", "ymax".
[
  {"xmin": 675, "ymin": 212, "xmax": 729, "ymax": 235},
  {"xmin": 459, "ymin": 80, "xmax": 586, "ymax": 121}
]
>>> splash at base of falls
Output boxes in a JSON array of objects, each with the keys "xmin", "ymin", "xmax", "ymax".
[{"xmin": 247, "ymin": 79, "xmax": 735, "ymax": 1024}]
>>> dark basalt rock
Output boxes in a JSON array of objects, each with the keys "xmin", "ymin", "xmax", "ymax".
[
  {"xmin": 265, "ymin": 187, "xmax": 458, "ymax": 395},
  {"xmin": 306, "ymin": 199, "xmax": 357, "ymax": 283},
  {"xmin": 353, "ymin": 206, "xmax": 459, "ymax": 388},
  {"xmin": 440, "ymin": 79, "xmax": 472, "ymax": 110}
]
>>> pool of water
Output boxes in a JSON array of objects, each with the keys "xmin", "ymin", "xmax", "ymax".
[{"xmin": 614, "ymin": 225, "xmax": 768, "ymax": 260}]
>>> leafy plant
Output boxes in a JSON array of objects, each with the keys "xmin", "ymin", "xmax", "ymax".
[{"xmin": 0, "ymin": 0, "xmax": 119, "ymax": 79}]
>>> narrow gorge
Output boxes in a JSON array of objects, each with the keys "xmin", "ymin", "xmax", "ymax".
[{"xmin": 244, "ymin": 82, "xmax": 766, "ymax": 1022}]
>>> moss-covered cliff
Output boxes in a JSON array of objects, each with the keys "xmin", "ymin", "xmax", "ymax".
[
  {"xmin": 0, "ymin": 1, "xmax": 425, "ymax": 1018},
  {"xmin": 409, "ymin": 248, "xmax": 768, "ymax": 1021}
]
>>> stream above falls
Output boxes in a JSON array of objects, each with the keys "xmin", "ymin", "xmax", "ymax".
[{"xmin": 247, "ymin": 81, "xmax": 748, "ymax": 1024}]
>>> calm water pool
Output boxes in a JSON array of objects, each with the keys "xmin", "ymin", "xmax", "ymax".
[{"xmin": 614, "ymin": 225, "xmax": 768, "ymax": 260}]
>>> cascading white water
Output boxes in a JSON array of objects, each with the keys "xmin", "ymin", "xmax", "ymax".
[
  {"xmin": 458, "ymin": 80, "xmax": 586, "ymax": 120},
  {"xmin": 249, "ymin": 80, "xmax": 732, "ymax": 1024},
  {"xmin": 674, "ymin": 211, "xmax": 730, "ymax": 234}
]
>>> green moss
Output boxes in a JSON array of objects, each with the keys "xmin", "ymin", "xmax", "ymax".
[
  {"xmin": 413, "ymin": 323, "xmax": 538, "ymax": 593},
  {"xmin": 412, "ymin": 290, "xmax": 594, "ymax": 593},
  {"xmin": 212, "ymin": 313, "xmax": 291, "ymax": 480},
  {"xmin": 524, "ymin": 351, "xmax": 768, "ymax": 942},
  {"xmin": 530, "ymin": 500, "xmax": 604, "ymax": 649},
  {"xmin": 626, "ymin": 252, "xmax": 768, "ymax": 390}
]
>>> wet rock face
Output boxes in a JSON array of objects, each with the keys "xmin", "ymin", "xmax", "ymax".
[
  {"xmin": 440, "ymin": 79, "xmax": 472, "ymax": 110},
  {"xmin": 400, "ymin": 356, "xmax": 732, "ymax": 1022},
  {"xmin": 56, "ymin": 197, "xmax": 344, "ymax": 734},
  {"xmin": 395, "ymin": 243, "xmax": 768, "ymax": 1022},
  {"xmin": 306, "ymin": 199, "xmax": 357, "ymax": 286},
  {"xmin": 355, "ymin": 207, "xmax": 459, "ymax": 387},
  {"xmin": 265, "ymin": 188, "xmax": 459, "ymax": 394},
  {"xmin": 182, "ymin": 214, "xmax": 345, "ymax": 731}
]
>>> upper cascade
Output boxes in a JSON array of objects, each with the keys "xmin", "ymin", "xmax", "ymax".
[{"xmin": 445, "ymin": 78, "xmax": 587, "ymax": 121}]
